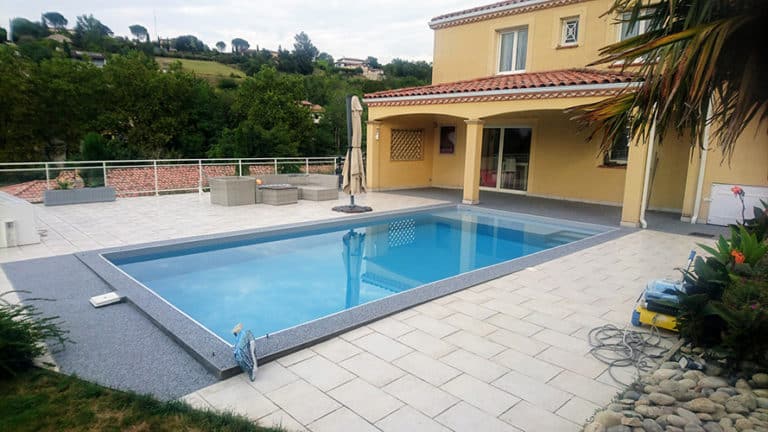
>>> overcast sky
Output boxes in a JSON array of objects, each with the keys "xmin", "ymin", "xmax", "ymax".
[{"xmin": 3, "ymin": 0, "xmax": 484, "ymax": 62}]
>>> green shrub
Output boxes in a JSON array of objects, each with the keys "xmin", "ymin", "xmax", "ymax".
[
  {"xmin": 277, "ymin": 163, "xmax": 302, "ymax": 174},
  {"xmin": 55, "ymin": 179, "xmax": 72, "ymax": 190},
  {"xmin": 0, "ymin": 291, "xmax": 70, "ymax": 378},
  {"xmin": 218, "ymin": 77, "xmax": 238, "ymax": 90},
  {"xmin": 715, "ymin": 271, "xmax": 768, "ymax": 362},
  {"xmin": 77, "ymin": 168, "xmax": 105, "ymax": 188},
  {"xmin": 676, "ymin": 201, "xmax": 768, "ymax": 362}
]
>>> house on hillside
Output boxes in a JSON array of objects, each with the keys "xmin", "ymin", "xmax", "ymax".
[
  {"xmin": 72, "ymin": 50, "xmax": 106, "ymax": 67},
  {"xmin": 335, "ymin": 57, "xmax": 384, "ymax": 80},
  {"xmin": 363, "ymin": 0, "xmax": 767, "ymax": 227},
  {"xmin": 300, "ymin": 101, "xmax": 325, "ymax": 124},
  {"xmin": 46, "ymin": 33, "xmax": 72, "ymax": 44}
]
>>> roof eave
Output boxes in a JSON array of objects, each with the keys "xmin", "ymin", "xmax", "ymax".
[
  {"xmin": 364, "ymin": 82, "xmax": 639, "ymax": 106},
  {"xmin": 429, "ymin": 0, "xmax": 587, "ymax": 30}
]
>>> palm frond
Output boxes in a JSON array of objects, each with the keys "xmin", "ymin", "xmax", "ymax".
[{"xmin": 572, "ymin": 0, "xmax": 767, "ymax": 159}]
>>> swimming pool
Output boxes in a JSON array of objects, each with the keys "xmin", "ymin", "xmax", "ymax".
[{"xmin": 79, "ymin": 205, "xmax": 617, "ymax": 377}]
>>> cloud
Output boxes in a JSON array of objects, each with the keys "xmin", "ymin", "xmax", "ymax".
[{"xmin": 3, "ymin": 0, "xmax": 482, "ymax": 62}]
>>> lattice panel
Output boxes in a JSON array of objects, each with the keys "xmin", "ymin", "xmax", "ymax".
[
  {"xmin": 390, "ymin": 129, "xmax": 424, "ymax": 161},
  {"xmin": 388, "ymin": 218, "xmax": 416, "ymax": 248}
]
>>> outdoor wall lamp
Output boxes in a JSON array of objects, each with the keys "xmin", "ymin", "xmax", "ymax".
[{"xmin": 375, "ymin": 127, "xmax": 380, "ymax": 141}]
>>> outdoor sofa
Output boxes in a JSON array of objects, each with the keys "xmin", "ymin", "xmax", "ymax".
[{"xmin": 258, "ymin": 174, "xmax": 339, "ymax": 201}]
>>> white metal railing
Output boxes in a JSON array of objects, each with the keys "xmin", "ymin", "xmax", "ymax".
[{"xmin": 0, "ymin": 157, "xmax": 342, "ymax": 201}]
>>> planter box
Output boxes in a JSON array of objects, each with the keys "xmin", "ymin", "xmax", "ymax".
[{"xmin": 44, "ymin": 187, "xmax": 116, "ymax": 206}]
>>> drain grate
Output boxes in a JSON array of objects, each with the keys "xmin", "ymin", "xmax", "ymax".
[{"xmin": 688, "ymin": 232, "xmax": 715, "ymax": 238}]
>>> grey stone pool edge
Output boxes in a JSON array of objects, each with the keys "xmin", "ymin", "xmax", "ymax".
[{"xmin": 75, "ymin": 204, "xmax": 630, "ymax": 379}]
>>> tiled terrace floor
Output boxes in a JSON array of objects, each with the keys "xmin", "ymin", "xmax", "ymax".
[{"xmin": 1, "ymin": 191, "xmax": 708, "ymax": 431}]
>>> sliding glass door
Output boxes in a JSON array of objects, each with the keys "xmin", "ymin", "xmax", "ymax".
[{"xmin": 479, "ymin": 127, "xmax": 531, "ymax": 192}]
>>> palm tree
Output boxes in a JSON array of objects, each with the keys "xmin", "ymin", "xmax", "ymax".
[{"xmin": 574, "ymin": 0, "xmax": 767, "ymax": 160}]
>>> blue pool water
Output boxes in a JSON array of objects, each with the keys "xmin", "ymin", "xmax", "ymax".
[{"xmin": 111, "ymin": 208, "xmax": 601, "ymax": 342}]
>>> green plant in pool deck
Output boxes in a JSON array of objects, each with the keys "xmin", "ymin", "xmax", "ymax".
[
  {"xmin": 744, "ymin": 199, "xmax": 768, "ymax": 241},
  {"xmin": 699, "ymin": 225, "xmax": 768, "ymax": 277},
  {"xmin": 676, "ymin": 201, "xmax": 768, "ymax": 362},
  {"xmin": 0, "ymin": 291, "xmax": 71, "ymax": 377},
  {"xmin": 714, "ymin": 269, "xmax": 768, "ymax": 361}
]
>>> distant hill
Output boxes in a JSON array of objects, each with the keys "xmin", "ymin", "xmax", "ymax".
[{"xmin": 155, "ymin": 57, "xmax": 245, "ymax": 83}]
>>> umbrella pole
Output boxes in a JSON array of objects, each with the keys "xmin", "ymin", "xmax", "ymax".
[{"xmin": 346, "ymin": 95, "xmax": 354, "ymax": 208}]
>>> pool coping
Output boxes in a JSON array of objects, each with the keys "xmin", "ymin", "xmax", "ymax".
[{"xmin": 76, "ymin": 204, "xmax": 629, "ymax": 379}]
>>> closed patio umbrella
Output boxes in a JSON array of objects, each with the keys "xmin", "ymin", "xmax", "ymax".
[
  {"xmin": 333, "ymin": 95, "xmax": 372, "ymax": 213},
  {"xmin": 342, "ymin": 229, "xmax": 365, "ymax": 308}
]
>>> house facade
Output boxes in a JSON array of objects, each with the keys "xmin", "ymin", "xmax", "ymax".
[{"xmin": 364, "ymin": 0, "xmax": 767, "ymax": 227}]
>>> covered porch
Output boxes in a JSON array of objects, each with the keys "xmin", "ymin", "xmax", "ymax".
[{"xmin": 364, "ymin": 69, "xmax": 699, "ymax": 228}]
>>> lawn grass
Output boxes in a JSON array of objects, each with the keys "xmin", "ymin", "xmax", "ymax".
[
  {"xmin": 0, "ymin": 368, "xmax": 282, "ymax": 432},
  {"xmin": 156, "ymin": 57, "xmax": 246, "ymax": 79}
]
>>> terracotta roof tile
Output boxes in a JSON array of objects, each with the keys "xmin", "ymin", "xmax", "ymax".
[{"xmin": 364, "ymin": 69, "xmax": 636, "ymax": 100}]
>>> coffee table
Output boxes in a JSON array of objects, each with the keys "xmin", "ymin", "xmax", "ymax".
[{"xmin": 260, "ymin": 184, "xmax": 298, "ymax": 205}]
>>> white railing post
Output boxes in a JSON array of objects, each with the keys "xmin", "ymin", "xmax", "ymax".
[
  {"xmin": 238, "ymin": 159, "xmax": 243, "ymax": 176},
  {"xmin": 153, "ymin": 160, "xmax": 159, "ymax": 196},
  {"xmin": 274, "ymin": 159, "xmax": 278, "ymax": 174},
  {"xmin": 305, "ymin": 158, "xmax": 309, "ymax": 174},
  {"xmin": 45, "ymin": 163, "xmax": 51, "ymax": 189},
  {"xmin": 102, "ymin": 161, "xmax": 108, "ymax": 187},
  {"xmin": 333, "ymin": 157, "xmax": 337, "ymax": 175},
  {"xmin": 198, "ymin": 160, "xmax": 203, "ymax": 194}
]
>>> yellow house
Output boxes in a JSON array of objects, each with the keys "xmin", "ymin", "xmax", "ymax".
[{"xmin": 364, "ymin": 0, "xmax": 767, "ymax": 227}]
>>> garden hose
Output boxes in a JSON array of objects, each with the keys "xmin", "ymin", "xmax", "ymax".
[{"xmin": 588, "ymin": 323, "xmax": 674, "ymax": 386}]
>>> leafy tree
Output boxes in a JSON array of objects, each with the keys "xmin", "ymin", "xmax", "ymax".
[
  {"xmin": 17, "ymin": 39, "xmax": 56, "ymax": 63},
  {"xmin": 10, "ymin": 18, "xmax": 48, "ymax": 42},
  {"xmin": 383, "ymin": 58, "xmax": 432, "ymax": 82},
  {"xmin": 97, "ymin": 52, "xmax": 224, "ymax": 158},
  {"xmin": 210, "ymin": 66, "xmax": 312, "ymax": 158},
  {"xmin": 276, "ymin": 47, "xmax": 297, "ymax": 74},
  {"xmin": 215, "ymin": 41, "xmax": 226, "ymax": 52},
  {"xmin": 174, "ymin": 35, "xmax": 207, "ymax": 52},
  {"xmin": 316, "ymin": 52, "xmax": 334, "ymax": 70},
  {"xmin": 33, "ymin": 57, "xmax": 103, "ymax": 159},
  {"xmin": 365, "ymin": 56, "xmax": 381, "ymax": 69},
  {"xmin": 292, "ymin": 32, "xmax": 318, "ymax": 75},
  {"xmin": 129, "ymin": 24, "xmax": 149, "ymax": 42},
  {"xmin": 0, "ymin": 47, "xmax": 41, "ymax": 161},
  {"xmin": 231, "ymin": 38, "xmax": 250, "ymax": 53},
  {"xmin": 243, "ymin": 49, "xmax": 275, "ymax": 75},
  {"xmin": 0, "ymin": 27, "xmax": 6, "ymax": 43},
  {"xmin": 73, "ymin": 15, "xmax": 113, "ymax": 50},
  {"xmin": 42, "ymin": 12, "xmax": 68, "ymax": 29},
  {"xmin": 574, "ymin": 0, "xmax": 768, "ymax": 159}
]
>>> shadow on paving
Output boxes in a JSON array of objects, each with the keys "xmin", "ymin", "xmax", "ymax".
[
  {"xmin": 390, "ymin": 188, "xmax": 728, "ymax": 238},
  {"xmin": 3, "ymin": 255, "xmax": 218, "ymax": 400}
]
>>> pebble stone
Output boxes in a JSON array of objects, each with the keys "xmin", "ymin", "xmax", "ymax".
[{"xmin": 582, "ymin": 353, "xmax": 768, "ymax": 432}]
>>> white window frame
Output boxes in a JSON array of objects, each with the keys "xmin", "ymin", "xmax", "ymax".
[
  {"xmin": 605, "ymin": 128, "xmax": 630, "ymax": 165},
  {"xmin": 619, "ymin": 11, "xmax": 651, "ymax": 41},
  {"xmin": 497, "ymin": 27, "xmax": 528, "ymax": 74},
  {"xmin": 560, "ymin": 16, "xmax": 579, "ymax": 46}
]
